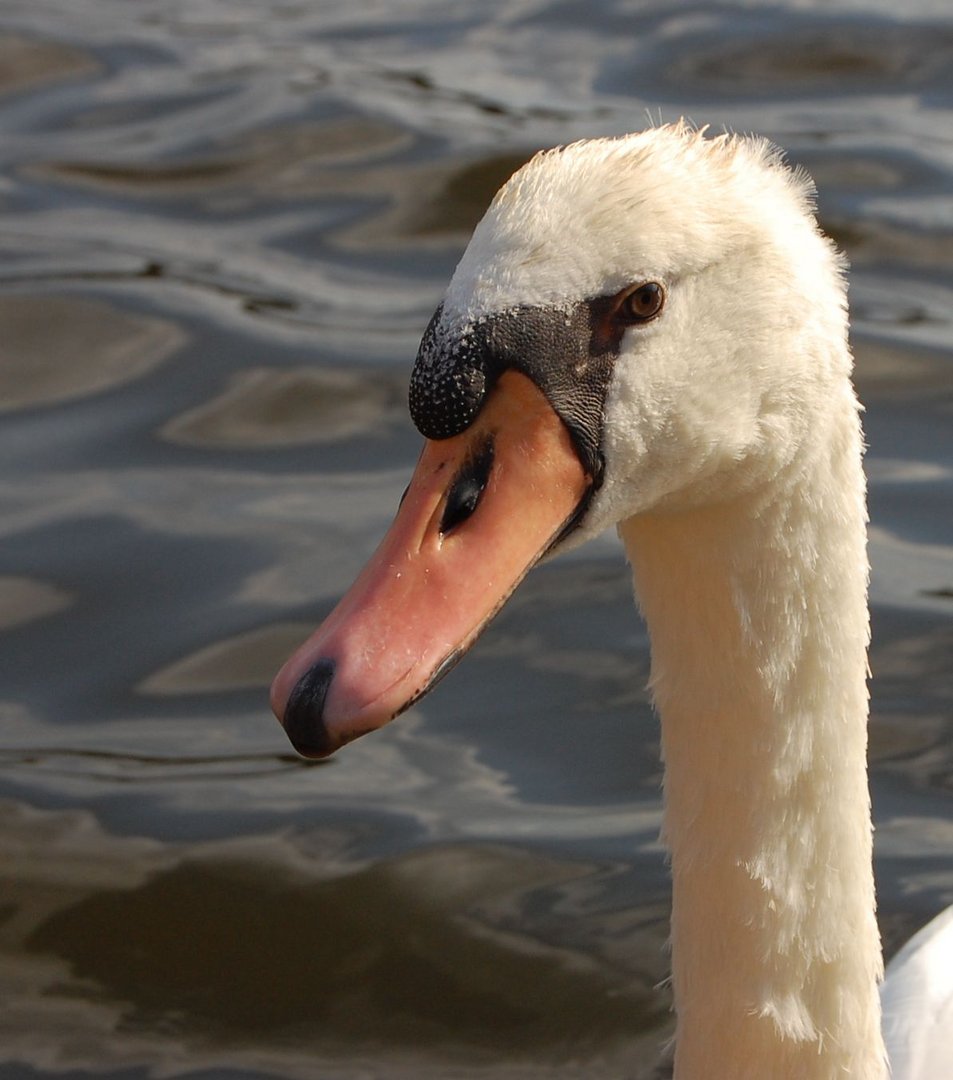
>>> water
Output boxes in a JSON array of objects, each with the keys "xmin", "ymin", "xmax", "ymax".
[{"xmin": 1, "ymin": 2, "xmax": 951, "ymax": 1077}]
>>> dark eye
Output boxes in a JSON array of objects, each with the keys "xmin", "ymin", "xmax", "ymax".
[{"xmin": 618, "ymin": 282, "xmax": 664, "ymax": 323}]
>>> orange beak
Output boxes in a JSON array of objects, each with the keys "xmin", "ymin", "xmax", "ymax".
[{"xmin": 269, "ymin": 371, "xmax": 592, "ymax": 758}]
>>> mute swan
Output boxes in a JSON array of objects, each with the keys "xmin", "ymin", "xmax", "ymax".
[{"xmin": 270, "ymin": 124, "xmax": 951, "ymax": 1079}]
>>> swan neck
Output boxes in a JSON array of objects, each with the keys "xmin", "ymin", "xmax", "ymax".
[{"xmin": 620, "ymin": 411, "xmax": 886, "ymax": 1078}]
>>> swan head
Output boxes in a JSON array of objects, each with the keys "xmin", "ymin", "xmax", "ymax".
[{"xmin": 271, "ymin": 123, "xmax": 852, "ymax": 757}]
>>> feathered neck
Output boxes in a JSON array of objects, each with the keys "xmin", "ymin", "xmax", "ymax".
[{"xmin": 619, "ymin": 373, "xmax": 886, "ymax": 1078}]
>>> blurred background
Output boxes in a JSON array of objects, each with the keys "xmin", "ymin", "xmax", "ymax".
[{"xmin": 0, "ymin": 2, "xmax": 951, "ymax": 1078}]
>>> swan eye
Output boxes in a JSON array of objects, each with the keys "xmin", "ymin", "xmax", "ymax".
[{"xmin": 618, "ymin": 282, "xmax": 664, "ymax": 323}]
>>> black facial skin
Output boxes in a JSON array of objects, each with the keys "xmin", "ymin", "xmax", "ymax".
[{"xmin": 409, "ymin": 290, "xmax": 652, "ymax": 491}]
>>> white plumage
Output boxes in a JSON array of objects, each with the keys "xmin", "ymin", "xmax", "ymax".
[
  {"xmin": 882, "ymin": 905, "xmax": 953, "ymax": 1079},
  {"xmin": 273, "ymin": 123, "xmax": 952, "ymax": 1079},
  {"xmin": 444, "ymin": 125, "xmax": 952, "ymax": 1079}
]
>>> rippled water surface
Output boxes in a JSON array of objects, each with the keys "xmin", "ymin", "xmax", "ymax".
[{"xmin": 1, "ymin": 2, "xmax": 952, "ymax": 1077}]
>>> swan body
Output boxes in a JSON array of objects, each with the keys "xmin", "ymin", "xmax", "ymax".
[
  {"xmin": 271, "ymin": 125, "xmax": 946, "ymax": 1078},
  {"xmin": 881, "ymin": 905, "xmax": 953, "ymax": 1078}
]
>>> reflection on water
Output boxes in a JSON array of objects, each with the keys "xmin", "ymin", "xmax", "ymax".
[
  {"xmin": 0, "ymin": 2, "xmax": 951, "ymax": 1078},
  {"xmin": 660, "ymin": 18, "xmax": 953, "ymax": 96},
  {"xmin": 3, "ymin": 801, "xmax": 669, "ymax": 1078},
  {"xmin": 0, "ymin": 32, "xmax": 98, "ymax": 96},
  {"xmin": 0, "ymin": 576, "xmax": 72, "ymax": 632},
  {"xmin": 160, "ymin": 366, "xmax": 408, "ymax": 448},
  {"xmin": 27, "ymin": 839, "xmax": 660, "ymax": 1052},
  {"xmin": 0, "ymin": 294, "xmax": 186, "ymax": 412}
]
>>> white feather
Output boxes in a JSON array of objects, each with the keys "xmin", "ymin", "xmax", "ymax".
[
  {"xmin": 440, "ymin": 123, "xmax": 949, "ymax": 1079},
  {"xmin": 881, "ymin": 906, "xmax": 953, "ymax": 1079}
]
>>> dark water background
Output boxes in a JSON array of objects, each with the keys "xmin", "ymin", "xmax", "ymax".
[{"xmin": 1, "ymin": 2, "xmax": 951, "ymax": 1077}]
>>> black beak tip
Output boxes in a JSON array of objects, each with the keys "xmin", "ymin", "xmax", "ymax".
[{"xmin": 281, "ymin": 658, "xmax": 338, "ymax": 759}]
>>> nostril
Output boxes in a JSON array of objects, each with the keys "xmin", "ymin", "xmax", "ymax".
[
  {"xmin": 440, "ymin": 435, "xmax": 495, "ymax": 535},
  {"xmin": 282, "ymin": 658, "xmax": 337, "ymax": 759},
  {"xmin": 440, "ymin": 475, "xmax": 482, "ymax": 535}
]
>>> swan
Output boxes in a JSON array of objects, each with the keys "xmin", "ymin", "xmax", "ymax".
[{"xmin": 269, "ymin": 123, "xmax": 951, "ymax": 1078}]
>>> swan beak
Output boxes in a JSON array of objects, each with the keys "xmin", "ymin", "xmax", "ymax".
[{"xmin": 270, "ymin": 370, "xmax": 591, "ymax": 758}]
